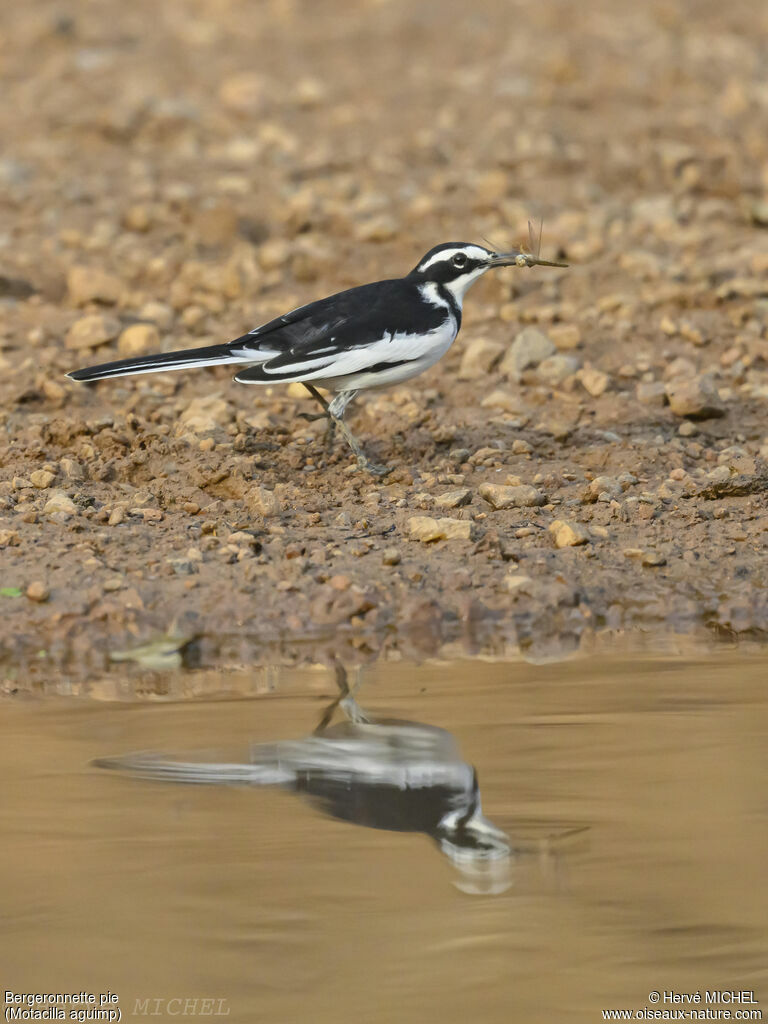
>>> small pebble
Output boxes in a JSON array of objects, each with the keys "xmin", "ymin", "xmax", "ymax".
[
  {"xmin": 500, "ymin": 327, "xmax": 556, "ymax": 382},
  {"xmin": 44, "ymin": 491, "xmax": 77, "ymax": 517},
  {"xmin": 577, "ymin": 365, "xmax": 610, "ymax": 397},
  {"xmin": 504, "ymin": 574, "xmax": 533, "ymax": 592},
  {"xmin": 408, "ymin": 516, "xmax": 473, "ymax": 542},
  {"xmin": 666, "ymin": 376, "xmax": 724, "ymax": 419},
  {"xmin": 479, "ymin": 483, "xmax": 546, "ymax": 509},
  {"xmin": 118, "ymin": 323, "xmax": 160, "ymax": 356},
  {"xmin": 30, "ymin": 470, "xmax": 55, "ymax": 489},
  {"xmin": 642, "ymin": 550, "xmax": 667, "ymax": 567},
  {"xmin": 549, "ymin": 519, "xmax": 590, "ymax": 548},
  {"xmin": 434, "ymin": 488, "xmax": 472, "ymax": 510},
  {"xmin": 65, "ymin": 314, "xmax": 121, "ymax": 350},
  {"xmin": 67, "ymin": 265, "xmax": 122, "ymax": 306},
  {"xmin": 26, "ymin": 581, "xmax": 49, "ymax": 602},
  {"xmin": 457, "ymin": 338, "xmax": 504, "ymax": 380}
]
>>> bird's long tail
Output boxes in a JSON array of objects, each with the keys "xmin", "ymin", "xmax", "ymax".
[
  {"xmin": 66, "ymin": 342, "xmax": 253, "ymax": 383},
  {"xmin": 93, "ymin": 752, "xmax": 295, "ymax": 787}
]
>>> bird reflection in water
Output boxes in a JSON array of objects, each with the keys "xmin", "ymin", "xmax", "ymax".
[{"xmin": 96, "ymin": 667, "xmax": 576, "ymax": 894}]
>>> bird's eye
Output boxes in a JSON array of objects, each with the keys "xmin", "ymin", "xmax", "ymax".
[{"xmin": 452, "ymin": 253, "xmax": 468, "ymax": 268}]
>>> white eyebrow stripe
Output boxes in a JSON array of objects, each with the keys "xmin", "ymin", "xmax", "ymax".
[{"xmin": 417, "ymin": 245, "xmax": 489, "ymax": 272}]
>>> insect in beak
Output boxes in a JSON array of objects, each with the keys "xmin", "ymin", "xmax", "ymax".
[{"xmin": 489, "ymin": 219, "xmax": 568, "ymax": 269}]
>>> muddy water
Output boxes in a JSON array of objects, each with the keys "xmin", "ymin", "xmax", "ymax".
[{"xmin": 2, "ymin": 649, "xmax": 768, "ymax": 1024}]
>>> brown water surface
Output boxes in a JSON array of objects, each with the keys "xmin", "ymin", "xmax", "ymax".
[{"xmin": 2, "ymin": 648, "xmax": 768, "ymax": 1023}]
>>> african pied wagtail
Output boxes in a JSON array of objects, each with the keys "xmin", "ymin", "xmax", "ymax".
[
  {"xmin": 68, "ymin": 242, "xmax": 566, "ymax": 475},
  {"xmin": 95, "ymin": 670, "xmax": 512, "ymax": 891}
]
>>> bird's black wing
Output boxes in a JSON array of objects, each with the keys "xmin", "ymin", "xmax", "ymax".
[
  {"xmin": 229, "ymin": 280, "xmax": 393, "ymax": 357},
  {"xmin": 231, "ymin": 301, "xmax": 349, "ymax": 356},
  {"xmin": 233, "ymin": 279, "xmax": 451, "ymax": 383}
]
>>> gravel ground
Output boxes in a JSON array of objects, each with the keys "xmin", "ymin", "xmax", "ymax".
[{"xmin": 1, "ymin": 0, "xmax": 767, "ymax": 675}]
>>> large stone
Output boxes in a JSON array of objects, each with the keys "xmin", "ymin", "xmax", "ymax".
[
  {"xmin": 60, "ymin": 458, "xmax": 84, "ymax": 480},
  {"xmin": 549, "ymin": 519, "xmax": 589, "ymax": 547},
  {"xmin": 535, "ymin": 354, "xmax": 581, "ymax": 386},
  {"xmin": 577, "ymin": 365, "xmax": 610, "ymax": 397},
  {"xmin": 178, "ymin": 393, "xmax": 232, "ymax": 433},
  {"xmin": 664, "ymin": 357, "xmax": 697, "ymax": 380},
  {"xmin": 480, "ymin": 389, "xmax": 528, "ymax": 414},
  {"xmin": 434, "ymin": 488, "xmax": 472, "ymax": 509},
  {"xmin": 138, "ymin": 301, "xmax": 174, "ymax": 329},
  {"xmin": 479, "ymin": 483, "xmax": 545, "ymax": 509},
  {"xmin": 666, "ymin": 375, "xmax": 725, "ymax": 419},
  {"xmin": 548, "ymin": 324, "xmax": 582, "ymax": 350},
  {"xmin": 585, "ymin": 475, "xmax": 623, "ymax": 502},
  {"xmin": 44, "ymin": 491, "xmax": 77, "ymax": 517},
  {"xmin": 118, "ymin": 323, "xmax": 160, "ymax": 356},
  {"xmin": 30, "ymin": 469, "xmax": 55, "ymax": 489},
  {"xmin": 500, "ymin": 327, "xmax": 556, "ymax": 382},
  {"xmin": 636, "ymin": 381, "xmax": 667, "ymax": 406},
  {"xmin": 247, "ymin": 486, "xmax": 282, "ymax": 518},
  {"xmin": 65, "ymin": 314, "xmax": 121, "ymax": 350},
  {"xmin": 26, "ymin": 581, "xmax": 50, "ymax": 602},
  {"xmin": 439, "ymin": 518, "xmax": 474, "ymax": 541},
  {"xmin": 67, "ymin": 266, "xmax": 122, "ymax": 306},
  {"xmin": 408, "ymin": 516, "xmax": 473, "ymax": 542},
  {"xmin": 504, "ymin": 573, "xmax": 533, "ymax": 592},
  {"xmin": 457, "ymin": 338, "xmax": 504, "ymax": 380}
]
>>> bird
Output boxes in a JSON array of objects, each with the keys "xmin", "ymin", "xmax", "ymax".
[
  {"xmin": 67, "ymin": 241, "xmax": 567, "ymax": 475},
  {"xmin": 94, "ymin": 672, "xmax": 513, "ymax": 890}
]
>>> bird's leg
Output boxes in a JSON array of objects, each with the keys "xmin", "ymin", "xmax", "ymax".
[
  {"xmin": 300, "ymin": 384, "xmax": 336, "ymax": 449},
  {"xmin": 313, "ymin": 663, "xmax": 366, "ymax": 734},
  {"xmin": 301, "ymin": 383, "xmax": 330, "ymax": 417},
  {"xmin": 328, "ymin": 391, "xmax": 390, "ymax": 477},
  {"xmin": 339, "ymin": 666, "xmax": 370, "ymax": 724}
]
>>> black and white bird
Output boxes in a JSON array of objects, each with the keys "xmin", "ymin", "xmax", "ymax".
[
  {"xmin": 68, "ymin": 242, "xmax": 566, "ymax": 475},
  {"xmin": 95, "ymin": 685, "xmax": 513, "ymax": 891}
]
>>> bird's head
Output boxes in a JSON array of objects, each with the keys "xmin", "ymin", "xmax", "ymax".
[
  {"xmin": 434, "ymin": 796, "xmax": 513, "ymax": 895},
  {"xmin": 408, "ymin": 241, "xmax": 567, "ymax": 305}
]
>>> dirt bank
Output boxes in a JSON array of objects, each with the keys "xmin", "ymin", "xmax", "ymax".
[{"xmin": 1, "ymin": 0, "xmax": 767, "ymax": 676}]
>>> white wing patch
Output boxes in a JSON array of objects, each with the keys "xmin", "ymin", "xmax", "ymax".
[
  {"xmin": 231, "ymin": 344, "xmax": 280, "ymax": 360},
  {"xmin": 256, "ymin": 318, "xmax": 458, "ymax": 383}
]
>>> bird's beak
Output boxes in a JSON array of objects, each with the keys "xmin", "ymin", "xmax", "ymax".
[{"xmin": 489, "ymin": 250, "xmax": 568, "ymax": 269}]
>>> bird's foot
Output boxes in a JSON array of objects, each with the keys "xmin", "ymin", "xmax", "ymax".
[
  {"xmin": 332, "ymin": 416, "xmax": 389, "ymax": 476},
  {"xmin": 340, "ymin": 695, "xmax": 372, "ymax": 724},
  {"xmin": 356, "ymin": 455, "xmax": 391, "ymax": 477}
]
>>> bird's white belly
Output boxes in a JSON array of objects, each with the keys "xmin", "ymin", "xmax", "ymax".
[{"xmin": 316, "ymin": 317, "xmax": 458, "ymax": 393}]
